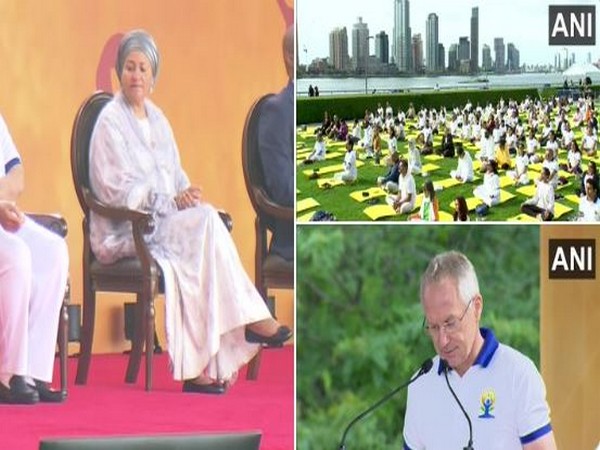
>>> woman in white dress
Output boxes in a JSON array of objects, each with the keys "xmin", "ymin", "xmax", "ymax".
[
  {"xmin": 89, "ymin": 30, "xmax": 291, "ymax": 395},
  {"xmin": 473, "ymin": 160, "xmax": 501, "ymax": 207}
]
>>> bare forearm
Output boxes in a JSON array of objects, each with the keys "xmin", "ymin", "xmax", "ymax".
[{"xmin": 0, "ymin": 165, "xmax": 24, "ymax": 202}]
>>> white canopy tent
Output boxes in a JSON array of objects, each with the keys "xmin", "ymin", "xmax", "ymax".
[{"xmin": 563, "ymin": 63, "xmax": 600, "ymax": 78}]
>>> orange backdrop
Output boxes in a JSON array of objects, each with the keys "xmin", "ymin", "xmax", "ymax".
[{"xmin": 0, "ymin": 0, "xmax": 294, "ymax": 352}]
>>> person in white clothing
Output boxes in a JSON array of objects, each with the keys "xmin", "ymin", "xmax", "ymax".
[
  {"xmin": 577, "ymin": 179, "xmax": 600, "ymax": 222},
  {"xmin": 406, "ymin": 137, "xmax": 422, "ymax": 175},
  {"xmin": 90, "ymin": 30, "xmax": 291, "ymax": 395},
  {"xmin": 304, "ymin": 131, "xmax": 326, "ymax": 163},
  {"xmin": 526, "ymin": 129, "xmax": 541, "ymax": 163},
  {"xmin": 541, "ymin": 150, "xmax": 559, "ymax": 190},
  {"xmin": 473, "ymin": 160, "xmax": 501, "ymax": 207},
  {"xmin": 335, "ymin": 138, "xmax": 357, "ymax": 183},
  {"xmin": 507, "ymin": 145, "xmax": 530, "ymax": 186},
  {"xmin": 520, "ymin": 168, "xmax": 555, "ymax": 221},
  {"xmin": 403, "ymin": 251, "xmax": 557, "ymax": 450},
  {"xmin": 0, "ymin": 114, "xmax": 68, "ymax": 404},
  {"xmin": 386, "ymin": 160, "xmax": 416, "ymax": 214},
  {"xmin": 450, "ymin": 145, "xmax": 474, "ymax": 182},
  {"xmin": 581, "ymin": 126, "xmax": 597, "ymax": 157}
]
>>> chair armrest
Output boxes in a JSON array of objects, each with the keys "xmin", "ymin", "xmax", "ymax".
[
  {"xmin": 26, "ymin": 213, "xmax": 68, "ymax": 238},
  {"xmin": 254, "ymin": 188, "xmax": 294, "ymax": 222},
  {"xmin": 217, "ymin": 210, "xmax": 233, "ymax": 232},
  {"xmin": 82, "ymin": 188, "xmax": 154, "ymax": 234}
]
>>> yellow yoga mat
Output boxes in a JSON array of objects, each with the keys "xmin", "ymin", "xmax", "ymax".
[
  {"xmin": 516, "ymin": 185, "xmax": 537, "ymax": 197},
  {"xmin": 438, "ymin": 211, "xmax": 454, "ymax": 222},
  {"xmin": 297, "ymin": 198, "xmax": 320, "ymax": 212},
  {"xmin": 507, "ymin": 213, "xmax": 539, "ymax": 222},
  {"xmin": 564, "ymin": 194, "xmax": 581, "ymax": 204},
  {"xmin": 554, "ymin": 202, "xmax": 574, "ymax": 219},
  {"xmin": 301, "ymin": 160, "xmax": 365, "ymax": 176},
  {"xmin": 421, "ymin": 163, "xmax": 441, "ymax": 174},
  {"xmin": 297, "ymin": 211, "xmax": 316, "ymax": 222},
  {"xmin": 499, "ymin": 175, "xmax": 515, "ymax": 188},
  {"xmin": 433, "ymin": 178, "xmax": 460, "ymax": 190},
  {"xmin": 363, "ymin": 204, "xmax": 397, "ymax": 220},
  {"xmin": 424, "ymin": 154, "xmax": 444, "ymax": 161},
  {"xmin": 349, "ymin": 187, "xmax": 387, "ymax": 202},
  {"xmin": 317, "ymin": 178, "xmax": 345, "ymax": 189}
]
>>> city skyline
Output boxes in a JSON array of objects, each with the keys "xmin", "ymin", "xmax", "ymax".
[{"xmin": 297, "ymin": 0, "xmax": 599, "ymax": 68}]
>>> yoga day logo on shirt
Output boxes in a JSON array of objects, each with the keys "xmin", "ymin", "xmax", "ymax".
[{"xmin": 478, "ymin": 389, "xmax": 496, "ymax": 419}]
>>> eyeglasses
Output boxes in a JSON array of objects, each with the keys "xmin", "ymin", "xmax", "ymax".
[{"xmin": 423, "ymin": 298, "xmax": 474, "ymax": 337}]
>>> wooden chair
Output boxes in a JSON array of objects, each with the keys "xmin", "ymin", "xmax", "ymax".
[
  {"xmin": 26, "ymin": 213, "xmax": 69, "ymax": 396},
  {"xmin": 241, "ymin": 94, "xmax": 294, "ymax": 380},
  {"xmin": 70, "ymin": 92, "xmax": 232, "ymax": 391}
]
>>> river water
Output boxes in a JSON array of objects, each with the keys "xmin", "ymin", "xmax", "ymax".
[{"xmin": 298, "ymin": 72, "xmax": 600, "ymax": 96}]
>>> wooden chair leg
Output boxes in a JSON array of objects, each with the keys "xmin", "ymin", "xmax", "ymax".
[
  {"xmin": 58, "ymin": 296, "xmax": 69, "ymax": 395},
  {"xmin": 75, "ymin": 283, "xmax": 96, "ymax": 385},
  {"xmin": 125, "ymin": 294, "xmax": 144, "ymax": 384},
  {"xmin": 145, "ymin": 298, "xmax": 155, "ymax": 391},
  {"xmin": 246, "ymin": 349, "xmax": 262, "ymax": 381}
]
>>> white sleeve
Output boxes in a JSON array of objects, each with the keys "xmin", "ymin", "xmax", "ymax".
[
  {"xmin": 514, "ymin": 358, "xmax": 553, "ymax": 445},
  {"xmin": 403, "ymin": 384, "xmax": 425, "ymax": 450},
  {"xmin": 0, "ymin": 114, "xmax": 20, "ymax": 172}
]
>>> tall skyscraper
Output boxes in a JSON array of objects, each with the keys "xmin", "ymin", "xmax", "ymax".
[
  {"xmin": 352, "ymin": 17, "xmax": 369, "ymax": 71},
  {"xmin": 412, "ymin": 33, "xmax": 423, "ymax": 73},
  {"xmin": 458, "ymin": 36, "xmax": 470, "ymax": 62},
  {"xmin": 507, "ymin": 43, "xmax": 520, "ymax": 72},
  {"xmin": 329, "ymin": 27, "xmax": 350, "ymax": 71},
  {"xmin": 426, "ymin": 13, "xmax": 439, "ymax": 73},
  {"xmin": 482, "ymin": 44, "xmax": 492, "ymax": 71},
  {"xmin": 448, "ymin": 44, "xmax": 458, "ymax": 71},
  {"xmin": 437, "ymin": 43, "xmax": 445, "ymax": 71},
  {"xmin": 494, "ymin": 38, "xmax": 505, "ymax": 73},
  {"xmin": 394, "ymin": 0, "xmax": 412, "ymax": 72},
  {"xmin": 470, "ymin": 7, "xmax": 479, "ymax": 74},
  {"xmin": 375, "ymin": 31, "xmax": 389, "ymax": 64}
]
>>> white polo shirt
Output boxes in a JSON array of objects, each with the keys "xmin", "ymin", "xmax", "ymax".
[
  {"xmin": 0, "ymin": 114, "xmax": 21, "ymax": 176},
  {"xmin": 403, "ymin": 328, "xmax": 552, "ymax": 450}
]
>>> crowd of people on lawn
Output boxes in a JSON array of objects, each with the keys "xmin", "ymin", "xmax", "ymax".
[{"xmin": 301, "ymin": 93, "xmax": 599, "ymax": 222}]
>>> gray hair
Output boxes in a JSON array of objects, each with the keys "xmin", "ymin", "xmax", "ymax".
[
  {"xmin": 420, "ymin": 251, "xmax": 480, "ymax": 306},
  {"xmin": 116, "ymin": 29, "xmax": 160, "ymax": 82}
]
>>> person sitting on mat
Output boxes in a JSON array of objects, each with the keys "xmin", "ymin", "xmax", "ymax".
[
  {"xmin": 386, "ymin": 159, "xmax": 416, "ymax": 215},
  {"xmin": 89, "ymin": 29, "xmax": 291, "ymax": 396},
  {"xmin": 520, "ymin": 167, "xmax": 555, "ymax": 221},
  {"xmin": 473, "ymin": 160, "xmax": 501, "ymax": 207},
  {"xmin": 450, "ymin": 145, "xmax": 474, "ymax": 183},
  {"xmin": 410, "ymin": 180, "xmax": 439, "ymax": 222},
  {"xmin": 334, "ymin": 138, "xmax": 357, "ymax": 183}
]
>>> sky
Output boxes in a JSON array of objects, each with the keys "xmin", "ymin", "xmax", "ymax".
[{"xmin": 297, "ymin": 0, "xmax": 599, "ymax": 67}]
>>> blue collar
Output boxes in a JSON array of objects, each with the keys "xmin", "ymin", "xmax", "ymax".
[{"xmin": 436, "ymin": 327, "xmax": 499, "ymax": 375}]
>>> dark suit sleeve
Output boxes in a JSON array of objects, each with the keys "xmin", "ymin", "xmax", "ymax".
[{"xmin": 258, "ymin": 96, "xmax": 294, "ymax": 207}]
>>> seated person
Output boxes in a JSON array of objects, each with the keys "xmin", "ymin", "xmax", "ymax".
[
  {"xmin": 406, "ymin": 137, "xmax": 422, "ymax": 175},
  {"xmin": 578, "ymin": 178, "xmax": 600, "ymax": 222},
  {"xmin": 410, "ymin": 180, "xmax": 438, "ymax": 222},
  {"xmin": 476, "ymin": 130, "xmax": 495, "ymax": 164},
  {"xmin": 579, "ymin": 161, "xmax": 599, "ymax": 196},
  {"xmin": 507, "ymin": 144, "xmax": 529, "ymax": 186},
  {"xmin": 450, "ymin": 145, "xmax": 474, "ymax": 183},
  {"xmin": 350, "ymin": 119, "xmax": 362, "ymax": 145},
  {"xmin": 581, "ymin": 125, "xmax": 597, "ymax": 157},
  {"xmin": 562, "ymin": 141, "xmax": 582, "ymax": 175},
  {"xmin": 525, "ymin": 129, "xmax": 541, "ymax": 163},
  {"xmin": 89, "ymin": 30, "xmax": 291, "ymax": 395},
  {"xmin": 520, "ymin": 167, "xmax": 555, "ymax": 221},
  {"xmin": 545, "ymin": 131, "xmax": 559, "ymax": 158},
  {"xmin": 336, "ymin": 119, "xmax": 348, "ymax": 142},
  {"xmin": 495, "ymin": 137, "xmax": 512, "ymax": 170},
  {"xmin": 0, "ymin": 115, "xmax": 68, "ymax": 404},
  {"xmin": 541, "ymin": 149, "xmax": 559, "ymax": 190},
  {"xmin": 377, "ymin": 152, "xmax": 400, "ymax": 193},
  {"xmin": 334, "ymin": 138, "xmax": 357, "ymax": 183},
  {"xmin": 304, "ymin": 132, "xmax": 326, "ymax": 163},
  {"xmin": 385, "ymin": 159, "xmax": 416, "ymax": 214},
  {"xmin": 473, "ymin": 160, "xmax": 501, "ymax": 207},
  {"xmin": 452, "ymin": 195, "xmax": 470, "ymax": 221},
  {"xmin": 438, "ymin": 130, "xmax": 455, "ymax": 158}
]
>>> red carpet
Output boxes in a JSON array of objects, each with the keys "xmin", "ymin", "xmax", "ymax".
[{"xmin": 0, "ymin": 346, "xmax": 293, "ymax": 450}]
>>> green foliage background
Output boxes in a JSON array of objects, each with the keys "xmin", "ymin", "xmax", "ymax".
[{"xmin": 296, "ymin": 225, "xmax": 540, "ymax": 449}]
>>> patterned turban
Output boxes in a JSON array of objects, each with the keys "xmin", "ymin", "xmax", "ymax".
[{"xmin": 116, "ymin": 29, "xmax": 160, "ymax": 82}]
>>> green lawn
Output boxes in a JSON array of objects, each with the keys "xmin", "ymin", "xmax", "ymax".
[{"xmin": 296, "ymin": 120, "xmax": 595, "ymax": 222}]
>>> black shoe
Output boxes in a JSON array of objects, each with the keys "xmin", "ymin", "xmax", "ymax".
[
  {"xmin": 182, "ymin": 380, "xmax": 226, "ymax": 395},
  {"xmin": 245, "ymin": 326, "xmax": 293, "ymax": 347},
  {"xmin": 31, "ymin": 380, "xmax": 66, "ymax": 403},
  {"xmin": 0, "ymin": 375, "xmax": 39, "ymax": 405}
]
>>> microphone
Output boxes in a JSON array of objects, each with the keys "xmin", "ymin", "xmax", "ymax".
[
  {"xmin": 338, "ymin": 358, "xmax": 433, "ymax": 450},
  {"xmin": 441, "ymin": 359, "xmax": 474, "ymax": 450}
]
